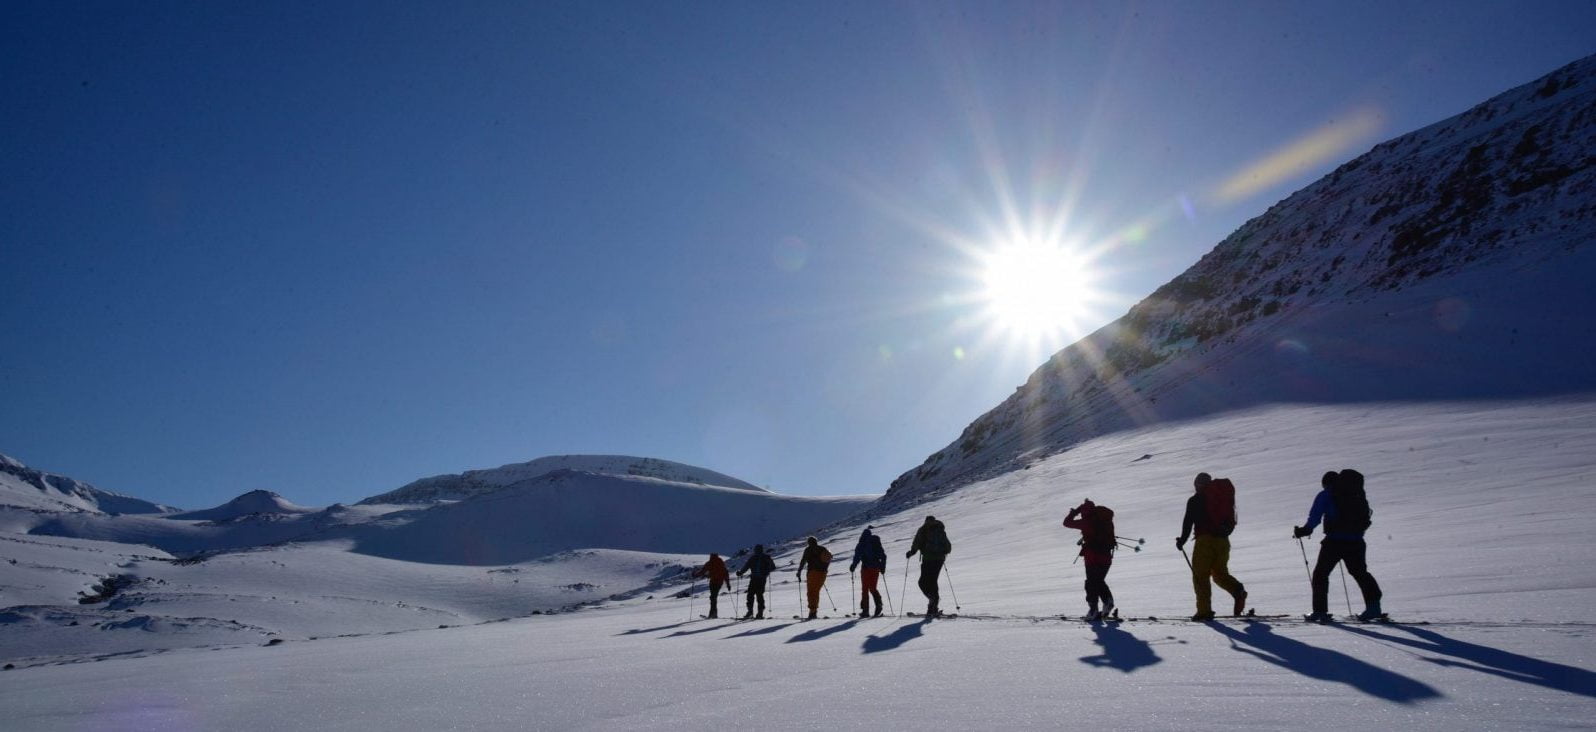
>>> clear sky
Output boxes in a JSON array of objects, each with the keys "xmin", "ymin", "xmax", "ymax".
[{"xmin": 3, "ymin": 1, "xmax": 1594, "ymax": 508}]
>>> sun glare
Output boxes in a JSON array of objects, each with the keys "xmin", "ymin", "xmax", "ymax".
[{"xmin": 980, "ymin": 241, "xmax": 1096, "ymax": 339}]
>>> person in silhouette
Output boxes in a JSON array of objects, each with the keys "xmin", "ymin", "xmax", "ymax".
[
  {"xmin": 1294, "ymin": 469, "xmax": 1384, "ymax": 621},
  {"xmin": 1176, "ymin": 472, "xmax": 1247, "ymax": 620},
  {"xmin": 735, "ymin": 544, "xmax": 776, "ymax": 619},
  {"xmin": 1064, "ymin": 499, "xmax": 1116, "ymax": 620},
  {"xmin": 906, "ymin": 516, "xmax": 952, "ymax": 617},
  {"xmin": 690, "ymin": 553, "xmax": 729, "ymax": 618},
  {"xmin": 796, "ymin": 536, "xmax": 833, "ymax": 619},
  {"xmin": 849, "ymin": 526, "xmax": 888, "ymax": 617}
]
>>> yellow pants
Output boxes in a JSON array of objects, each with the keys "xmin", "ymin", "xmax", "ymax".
[
  {"xmin": 1192, "ymin": 536, "xmax": 1245, "ymax": 614},
  {"xmin": 806, "ymin": 570, "xmax": 827, "ymax": 612}
]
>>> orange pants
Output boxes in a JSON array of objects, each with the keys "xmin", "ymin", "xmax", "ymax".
[{"xmin": 806, "ymin": 570, "xmax": 827, "ymax": 611}]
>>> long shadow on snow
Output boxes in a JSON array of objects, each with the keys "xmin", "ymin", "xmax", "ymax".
[
  {"xmin": 725, "ymin": 621, "xmax": 799, "ymax": 639},
  {"xmin": 664, "ymin": 622, "xmax": 741, "ymax": 638},
  {"xmin": 786, "ymin": 619, "xmax": 860, "ymax": 643},
  {"xmin": 1208, "ymin": 622, "xmax": 1441, "ymax": 704},
  {"xmin": 1336, "ymin": 623, "xmax": 1596, "ymax": 698},
  {"xmin": 861, "ymin": 619, "xmax": 927, "ymax": 654},
  {"xmin": 1079, "ymin": 623, "xmax": 1161, "ymax": 673},
  {"xmin": 616, "ymin": 620, "xmax": 697, "ymax": 636}
]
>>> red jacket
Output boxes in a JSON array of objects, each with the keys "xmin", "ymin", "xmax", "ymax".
[
  {"xmin": 693, "ymin": 555, "xmax": 729, "ymax": 584},
  {"xmin": 1064, "ymin": 510, "xmax": 1114, "ymax": 566}
]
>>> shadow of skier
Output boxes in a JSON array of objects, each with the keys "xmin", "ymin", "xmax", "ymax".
[
  {"xmin": 1078, "ymin": 623, "xmax": 1162, "ymax": 673},
  {"xmin": 861, "ymin": 618, "xmax": 928, "ymax": 654},
  {"xmin": 663, "ymin": 622, "xmax": 739, "ymax": 638},
  {"xmin": 616, "ymin": 620, "xmax": 698, "ymax": 636},
  {"xmin": 724, "ymin": 621, "xmax": 797, "ymax": 639},
  {"xmin": 1336, "ymin": 623, "xmax": 1596, "ymax": 698},
  {"xmin": 787, "ymin": 619, "xmax": 861, "ymax": 643},
  {"xmin": 1209, "ymin": 621, "xmax": 1442, "ymax": 704}
]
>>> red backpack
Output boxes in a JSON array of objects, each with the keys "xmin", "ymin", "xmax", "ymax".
[
  {"xmin": 1203, "ymin": 479, "xmax": 1237, "ymax": 536},
  {"xmin": 1084, "ymin": 505, "xmax": 1117, "ymax": 553}
]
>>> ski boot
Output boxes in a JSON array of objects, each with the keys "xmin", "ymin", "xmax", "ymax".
[
  {"xmin": 1356, "ymin": 602, "xmax": 1385, "ymax": 622},
  {"xmin": 1190, "ymin": 610, "xmax": 1217, "ymax": 622},
  {"xmin": 1305, "ymin": 612, "xmax": 1334, "ymax": 623}
]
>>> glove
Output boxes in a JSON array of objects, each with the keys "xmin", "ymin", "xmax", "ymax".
[
  {"xmin": 1293, "ymin": 526, "xmax": 1311, "ymax": 539},
  {"xmin": 906, "ymin": 550, "xmax": 915, "ymax": 558},
  {"xmin": 1174, "ymin": 536, "xmax": 1187, "ymax": 551}
]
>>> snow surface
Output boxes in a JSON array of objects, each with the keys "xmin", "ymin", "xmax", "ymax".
[{"xmin": 2, "ymin": 399, "xmax": 1594, "ymax": 729}]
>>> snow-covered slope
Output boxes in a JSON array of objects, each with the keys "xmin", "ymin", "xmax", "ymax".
[
  {"xmin": 360, "ymin": 454, "xmax": 768, "ymax": 505},
  {"xmin": 5, "ymin": 398, "xmax": 1593, "ymax": 730},
  {"xmin": 166, "ymin": 490, "xmax": 317, "ymax": 521},
  {"xmin": 886, "ymin": 54, "xmax": 1596, "ymax": 508},
  {"xmin": 0, "ymin": 454, "xmax": 173, "ymax": 515}
]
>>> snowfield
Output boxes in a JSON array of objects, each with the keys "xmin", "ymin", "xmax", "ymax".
[{"xmin": 3, "ymin": 399, "xmax": 1594, "ymax": 729}]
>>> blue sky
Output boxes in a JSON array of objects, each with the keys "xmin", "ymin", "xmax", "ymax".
[{"xmin": 4, "ymin": 2, "xmax": 1594, "ymax": 508}]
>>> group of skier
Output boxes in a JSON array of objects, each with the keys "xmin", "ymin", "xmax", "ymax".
[
  {"xmin": 689, "ymin": 469, "xmax": 1382, "ymax": 623},
  {"xmin": 1061, "ymin": 469, "xmax": 1383, "ymax": 622},
  {"xmin": 689, "ymin": 516, "xmax": 953, "ymax": 620}
]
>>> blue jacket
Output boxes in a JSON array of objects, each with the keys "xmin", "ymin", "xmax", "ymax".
[
  {"xmin": 1302, "ymin": 490, "xmax": 1365, "ymax": 541},
  {"xmin": 849, "ymin": 531, "xmax": 887, "ymax": 572}
]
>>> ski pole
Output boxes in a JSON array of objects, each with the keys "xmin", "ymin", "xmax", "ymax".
[
  {"xmin": 943, "ymin": 563, "xmax": 961, "ymax": 612},
  {"xmin": 688, "ymin": 579, "xmax": 695, "ymax": 621},
  {"xmin": 850, "ymin": 570, "xmax": 856, "ymax": 613},
  {"xmin": 881, "ymin": 569, "xmax": 895, "ymax": 616},
  {"xmin": 1180, "ymin": 546, "xmax": 1193, "ymax": 571},
  {"xmin": 1296, "ymin": 536, "xmax": 1312, "ymax": 585},
  {"xmin": 823, "ymin": 579, "xmax": 838, "ymax": 612},
  {"xmin": 1117, "ymin": 536, "xmax": 1146, "ymax": 545},
  {"xmin": 900, "ymin": 562, "xmax": 911, "ymax": 620},
  {"xmin": 1339, "ymin": 565, "xmax": 1353, "ymax": 615}
]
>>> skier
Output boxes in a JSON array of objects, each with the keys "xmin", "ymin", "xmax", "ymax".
[
  {"xmin": 689, "ymin": 553, "xmax": 730, "ymax": 619},
  {"xmin": 1294, "ymin": 469, "xmax": 1384, "ymax": 622},
  {"xmin": 1175, "ymin": 472, "xmax": 1248, "ymax": 621},
  {"xmin": 1063, "ymin": 499, "xmax": 1116, "ymax": 620},
  {"xmin": 848, "ymin": 526, "xmax": 888, "ymax": 617},
  {"xmin": 735, "ymin": 544, "xmax": 776, "ymax": 619},
  {"xmin": 906, "ymin": 516, "xmax": 952, "ymax": 617},
  {"xmin": 795, "ymin": 536, "xmax": 833, "ymax": 619}
]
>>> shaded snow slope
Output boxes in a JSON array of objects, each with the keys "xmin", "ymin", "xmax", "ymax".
[
  {"xmin": 360, "ymin": 454, "xmax": 767, "ymax": 505},
  {"xmin": 167, "ymin": 490, "xmax": 317, "ymax": 521},
  {"xmin": 0, "ymin": 454, "xmax": 174, "ymax": 515},
  {"xmin": 342, "ymin": 469, "xmax": 873, "ymax": 565},
  {"xmin": 887, "ymin": 54, "xmax": 1596, "ymax": 507}
]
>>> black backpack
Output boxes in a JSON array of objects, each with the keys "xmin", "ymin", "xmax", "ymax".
[
  {"xmin": 923, "ymin": 522, "xmax": 952, "ymax": 556},
  {"xmin": 1328, "ymin": 469, "xmax": 1373, "ymax": 534}
]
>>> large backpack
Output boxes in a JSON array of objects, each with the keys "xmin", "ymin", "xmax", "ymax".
[
  {"xmin": 817, "ymin": 546, "xmax": 833, "ymax": 565},
  {"xmin": 866, "ymin": 535, "xmax": 887, "ymax": 566},
  {"xmin": 1328, "ymin": 469, "xmax": 1373, "ymax": 534},
  {"xmin": 1203, "ymin": 479, "xmax": 1238, "ymax": 536},
  {"xmin": 924, "ymin": 521, "xmax": 952, "ymax": 556},
  {"xmin": 1083, "ymin": 505, "xmax": 1117, "ymax": 553}
]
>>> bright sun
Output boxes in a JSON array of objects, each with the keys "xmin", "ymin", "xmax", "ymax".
[{"xmin": 980, "ymin": 241, "xmax": 1095, "ymax": 339}]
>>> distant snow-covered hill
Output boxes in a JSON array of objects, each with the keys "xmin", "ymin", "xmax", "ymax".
[
  {"xmin": 0, "ymin": 454, "xmax": 174, "ymax": 515},
  {"xmin": 359, "ymin": 454, "xmax": 768, "ymax": 505},
  {"xmin": 166, "ymin": 489, "xmax": 317, "ymax": 521},
  {"xmin": 885, "ymin": 53, "xmax": 1596, "ymax": 508},
  {"xmin": 344, "ymin": 468, "xmax": 871, "ymax": 565}
]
